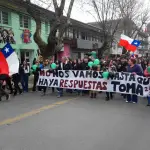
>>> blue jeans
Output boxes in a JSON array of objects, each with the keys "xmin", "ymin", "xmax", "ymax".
[
  {"xmin": 21, "ymin": 74, "xmax": 29, "ymax": 92},
  {"xmin": 57, "ymin": 88, "xmax": 63, "ymax": 96},
  {"xmin": 147, "ymin": 97, "xmax": 150, "ymax": 105},
  {"xmin": 127, "ymin": 94, "xmax": 138, "ymax": 103}
]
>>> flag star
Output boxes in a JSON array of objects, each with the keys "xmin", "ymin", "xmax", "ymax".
[{"xmin": 5, "ymin": 47, "xmax": 9, "ymax": 53}]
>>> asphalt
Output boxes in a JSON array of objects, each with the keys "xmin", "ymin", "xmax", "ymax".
[{"xmin": 0, "ymin": 90, "xmax": 150, "ymax": 150}]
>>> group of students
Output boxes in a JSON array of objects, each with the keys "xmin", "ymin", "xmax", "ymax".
[
  {"xmin": 27, "ymin": 55, "xmax": 150, "ymax": 106},
  {"xmin": 0, "ymin": 54, "xmax": 150, "ymax": 106}
]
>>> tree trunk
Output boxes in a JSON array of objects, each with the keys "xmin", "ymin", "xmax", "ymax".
[
  {"xmin": 97, "ymin": 41, "xmax": 109, "ymax": 58},
  {"xmin": 25, "ymin": 0, "xmax": 75, "ymax": 59},
  {"xmin": 26, "ymin": 4, "xmax": 47, "ymax": 58}
]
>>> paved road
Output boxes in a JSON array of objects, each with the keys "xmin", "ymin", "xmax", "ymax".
[{"xmin": 0, "ymin": 91, "xmax": 150, "ymax": 150}]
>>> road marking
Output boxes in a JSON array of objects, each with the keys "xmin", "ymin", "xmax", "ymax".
[{"xmin": 0, "ymin": 98, "xmax": 76, "ymax": 126}]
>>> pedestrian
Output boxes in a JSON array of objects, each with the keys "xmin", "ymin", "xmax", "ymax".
[
  {"xmin": 21, "ymin": 60, "xmax": 30, "ymax": 92},
  {"xmin": 90, "ymin": 65, "xmax": 98, "ymax": 98},
  {"xmin": 105, "ymin": 60, "xmax": 115, "ymax": 101},
  {"xmin": 41, "ymin": 59, "xmax": 50, "ymax": 95},
  {"xmin": 12, "ymin": 73, "xmax": 22, "ymax": 96},
  {"xmin": 31, "ymin": 61, "xmax": 40, "ymax": 92},
  {"xmin": 126, "ymin": 58, "xmax": 143, "ymax": 103},
  {"xmin": 144, "ymin": 62, "xmax": 150, "ymax": 106},
  {"xmin": 56, "ymin": 60, "xmax": 63, "ymax": 98}
]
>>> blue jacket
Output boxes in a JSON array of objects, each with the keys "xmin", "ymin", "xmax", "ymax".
[{"xmin": 127, "ymin": 64, "xmax": 143, "ymax": 76}]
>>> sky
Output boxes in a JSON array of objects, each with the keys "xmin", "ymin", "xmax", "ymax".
[
  {"xmin": 31, "ymin": 0, "xmax": 150, "ymax": 24},
  {"xmin": 31, "ymin": 0, "xmax": 96, "ymax": 23}
]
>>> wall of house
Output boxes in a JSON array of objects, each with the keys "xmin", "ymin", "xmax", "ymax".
[
  {"xmin": 0, "ymin": 7, "xmax": 50, "ymax": 65},
  {"xmin": 57, "ymin": 44, "xmax": 71, "ymax": 60}
]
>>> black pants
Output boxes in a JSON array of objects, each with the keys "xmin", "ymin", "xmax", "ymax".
[
  {"xmin": 42, "ymin": 87, "xmax": 47, "ymax": 93},
  {"xmin": 106, "ymin": 92, "xmax": 113, "ymax": 99},
  {"xmin": 0, "ymin": 74, "xmax": 13, "ymax": 93},
  {"xmin": 6, "ymin": 78, "xmax": 13, "ymax": 93},
  {"xmin": 52, "ymin": 87, "xmax": 55, "ymax": 92},
  {"xmin": 0, "ymin": 75, "xmax": 9, "ymax": 99},
  {"xmin": 32, "ymin": 75, "xmax": 39, "ymax": 91},
  {"xmin": 13, "ymin": 80, "xmax": 22, "ymax": 94}
]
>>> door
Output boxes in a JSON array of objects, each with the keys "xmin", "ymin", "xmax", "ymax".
[{"xmin": 21, "ymin": 51, "xmax": 30, "ymax": 65}]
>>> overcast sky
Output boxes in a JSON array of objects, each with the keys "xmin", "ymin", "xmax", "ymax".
[
  {"xmin": 31, "ymin": 0, "xmax": 150, "ymax": 23},
  {"xmin": 31, "ymin": 0, "xmax": 97, "ymax": 23}
]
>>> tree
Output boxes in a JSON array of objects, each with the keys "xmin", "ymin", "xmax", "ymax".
[
  {"xmin": 87, "ymin": 0, "xmax": 150, "ymax": 57},
  {"xmin": 89, "ymin": 0, "xmax": 124, "ymax": 57},
  {"xmin": 24, "ymin": 0, "xmax": 75, "ymax": 59},
  {"xmin": 116, "ymin": 0, "xmax": 150, "ymax": 54}
]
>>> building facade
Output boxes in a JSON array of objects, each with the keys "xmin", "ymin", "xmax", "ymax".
[
  {"xmin": 0, "ymin": 2, "xmax": 50, "ymax": 65},
  {"xmin": 58, "ymin": 22, "xmax": 103, "ymax": 59},
  {"xmin": 0, "ymin": 0, "xmax": 103, "ymax": 63}
]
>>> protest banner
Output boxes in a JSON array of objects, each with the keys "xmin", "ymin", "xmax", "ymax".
[{"xmin": 37, "ymin": 70, "xmax": 150, "ymax": 97}]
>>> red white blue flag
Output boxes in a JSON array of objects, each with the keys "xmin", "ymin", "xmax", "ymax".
[
  {"xmin": 119, "ymin": 34, "xmax": 141, "ymax": 52},
  {"xmin": 0, "ymin": 43, "xmax": 19, "ymax": 76}
]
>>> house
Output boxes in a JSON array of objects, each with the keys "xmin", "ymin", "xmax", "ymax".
[
  {"xmin": 0, "ymin": 0, "xmax": 103, "ymax": 64},
  {"xmin": 0, "ymin": 0, "xmax": 51, "ymax": 65}
]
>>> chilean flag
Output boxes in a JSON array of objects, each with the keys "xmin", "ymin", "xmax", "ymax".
[
  {"xmin": 119, "ymin": 34, "xmax": 141, "ymax": 52},
  {"xmin": 0, "ymin": 43, "xmax": 19, "ymax": 76}
]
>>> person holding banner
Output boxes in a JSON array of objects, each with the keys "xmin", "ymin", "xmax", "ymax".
[
  {"xmin": 144, "ymin": 62, "xmax": 150, "ymax": 106},
  {"xmin": 126, "ymin": 58, "xmax": 143, "ymax": 103},
  {"xmin": 41, "ymin": 59, "xmax": 51, "ymax": 95},
  {"xmin": 56, "ymin": 60, "xmax": 64, "ymax": 98},
  {"xmin": 90, "ymin": 65, "xmax": 98, "ymax": 98},
  {"xmin": 31, "ymin": 61, "xmax": 40, "ymax": 92}
]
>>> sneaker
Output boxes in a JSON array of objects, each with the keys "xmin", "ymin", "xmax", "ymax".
[
  {"xmin": 132, "ymin": 102, "xmax": 136, "ymax": 104},
  {"xmin": 147, "ymin": 104, "xmax": 150, "ymax": 106},
  {"xmin": 126, "ymin": 100, "xmax": 129, "ymax": 103}
]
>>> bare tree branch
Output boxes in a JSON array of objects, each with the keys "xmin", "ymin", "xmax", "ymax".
[
  {"xmin": 53, "ymin": 0, "xmax": 58, "ymax": 12},
  {"xmin": 67, "ymin": 0, "xmax": 75, "ymax": 19},
  {"xmin": 60, "ymin": 0, "xmax": 66, "ymax": 15}
]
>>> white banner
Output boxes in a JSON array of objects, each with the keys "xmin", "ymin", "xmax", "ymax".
[{"xmin": 37, "ymin": 70, "xmax": 150, "ymax": 97}]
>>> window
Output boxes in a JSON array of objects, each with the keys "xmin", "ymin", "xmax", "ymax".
[
  {"xmin": 0, "ymin": 10, "xmax": 9, "ymax": 25},
  {"xmin": 73, "ymin": 29, "xmax": 76, "ymax": 39},
  {"xmin": 68, "ymin": 27, "xmax": 73, "ymax": 38},
  {"xmin": 77, "ymin": 30, "xmax": 79, "ymax": 38},
  {"xmin": 65, "ymin": 28, "xmax": 69, "ymax": 38},
  {"xmin": 87, "ymin": 34, "xmax": 91, "ymax": 41},
  {"xmin": 81, "ymin": 32, "xmax": 86, "ymax": 40},
  {"xmin": 20, "ymin": 15, "xmax": 30, "ymax": 28},
  {"xmin": 74, "ymin": 30, "xmax": 79, "ymax": 38}
]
